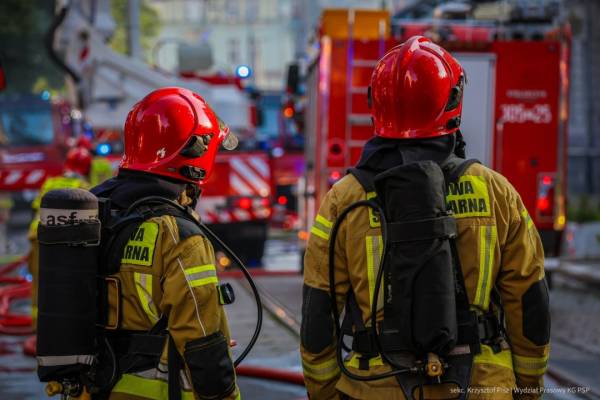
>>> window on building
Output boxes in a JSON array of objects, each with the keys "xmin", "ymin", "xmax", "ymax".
[
  {"xmin": 246, "ymin": 0, "xmax": 258, "ymax": 23},
  {"xmin": 225, "ymin": 0, "xmax": 240, "ymax": 23},
  {"xmin": 228, "ymin": 38, "xmax": 240, "ymax": 65}
]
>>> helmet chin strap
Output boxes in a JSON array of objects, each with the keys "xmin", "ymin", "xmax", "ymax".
[
  {"xmin": 184, "ymin": 183, "xmax": 201, "ymax": 209},
  {"xmin": 454, "ymin": 130, "xmax": 466, "ymax": 158}
]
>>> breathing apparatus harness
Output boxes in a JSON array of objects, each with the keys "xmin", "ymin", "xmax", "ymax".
[
  {"xmin": 37, "ymin": 192, "xmax": 262, "ymax": 399},
  {"xmin": 327, "ymin": 156, "xmax": 507, "ymax": 398},
  {"xmin": 116, "ymin": 195, "xmax": 263, "ymax": 367}
]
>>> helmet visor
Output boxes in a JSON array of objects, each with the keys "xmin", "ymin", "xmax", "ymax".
[{"xmin": 217, "ymin": 116, "xmax": 239, "ymax": 151}]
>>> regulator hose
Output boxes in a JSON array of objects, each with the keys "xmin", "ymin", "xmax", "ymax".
[
  {"xmin": 125, "ymin": 196, "xmax": 262, "ymax": 367},
  {"xmin": 328, "ymin": 200, "xmax": 414, "ymax": 381}
]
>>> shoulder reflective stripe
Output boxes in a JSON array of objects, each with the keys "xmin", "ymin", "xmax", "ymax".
[
  {"xmin": 310, "ymin": 214, "xmax": 332, "ymax": 240},
  {"xmin": 112, "ymin": 373, "xmax": 194, "ymax": 400},
  {"xmin": 302, "ymin": 358, "xmax": 340, "ymax": 381},
  {"xmin": 121, "ymin": 222, "xmax": 159, "ymax": 266},
  {"xmin": 37, "ymin": 355, "xmax": 95, "ymax": 366},
  {"xmin": 366, "ymin": 192, "xmax": 381, "ymax": 228},
  {"xmin": 521, "ymin": 209, "xmax": 534, "ymax": 229},
  {"xmin": 473, "ymin": 344, "xmax": 513, "ymax": 370},
  {"xmin": 46, "ymin": 177, "xmax": 85, "ymax": 190},
  {"xmin": 134, "ymin": 272, "xmax": 159, "ymax": 323},
  {"xmin": 365, "ymin": 235, "xmax": 384, "ymax": 311},
  {"xmin": 446, "ymin": 175, "xmax": 491, "ymax": 218},
  {"xmin": 316, "ymin": 214, "xmax": 333, "ymax": 228},
  {"xmin": 474, "ymin": 225, "xmax": 497, "ymax": 310},
  {"xmin": 513, "ymin": 353, "xmax": 548, "ymax": 376},
  {"xmin": 185, "ymin": 264, "xmax": 218, "ymax": 287},
  {"xmin": 29, "ymin": 219, "xmax": 39, "ymax": 235},
  {"xmin": 345, "ymin": 354, "xmax": 384, "ymax": 369},
  {"xmin": 310, "ymin": 226, "xmax": 329, "ymax": 240}
]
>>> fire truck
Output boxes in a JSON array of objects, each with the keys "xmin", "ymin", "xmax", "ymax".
[
  {"xmin": 0, "ymin": 94, "xmax": 86, "ymax": 203},
  {"xmin": 301, "ymin": 5, "xmax": 569, "ymax": 260}
]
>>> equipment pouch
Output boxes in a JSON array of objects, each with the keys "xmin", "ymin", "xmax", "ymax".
[{"xmin": 184, "ymin": 331, "xmax": 236, "ymax": 400}]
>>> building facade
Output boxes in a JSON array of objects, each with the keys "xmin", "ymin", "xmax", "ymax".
[
  {"xmin": 148, "ymin": 0, "xmax": 300, "ymax": 90},
  {"xmin": 148, "ymin": 0, "xmax": 390, "ymax": 90}
]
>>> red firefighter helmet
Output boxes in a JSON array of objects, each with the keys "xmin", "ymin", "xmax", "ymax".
[
  {"xmin": 64, "ymin": 147, "xmax": 92, "ymax": 177},
  {"xmin": 120, "ymin": 87, "xmax": 237, "ymax": 186},
  {"xmin": 75, "ymin": 135, "xmax": 93, "ymax": 151},
  {"xmin": 370, "ymin": 36, "xmax": 465, "ymax": 139}
]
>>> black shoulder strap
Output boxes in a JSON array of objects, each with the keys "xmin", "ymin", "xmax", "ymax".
[
  {"xmin": 99, "ymin": 198, "xmax": 199, "ymax": 275},
  {"xmin": 348, "ymin": 167, "xmax": 377, "ymax": 193},
  {"xmin": 350, "ymin": 157, "xmax": 479, "ymax": 194},
  {"xmin": 442, "ymin": 155, "xmax": 480, "ymax": 185}
]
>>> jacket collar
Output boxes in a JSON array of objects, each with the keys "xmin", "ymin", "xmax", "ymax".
[
  {"xmin": 355, "ymin": 134, "xmax": 456, "ymax": 173},
  {"xmin": 91, "ymin": 170, "xmax": 187, "ymax": 210}
]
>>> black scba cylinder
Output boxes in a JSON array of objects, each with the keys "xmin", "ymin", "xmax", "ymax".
[
  {"xmin": 374, "ymin": 161, "xmax": 458, "ymax": 357},
  {"xmin": 37, "ymin": 188, "xmax": 100, "ymax": 382}
]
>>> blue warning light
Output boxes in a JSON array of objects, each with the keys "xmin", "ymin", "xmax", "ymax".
[
  {"xmin": 235, "ymin": 65, "xmax": 252, "ymax": 79},
  {"xmin": 97, "ymin": 143, "xmax": 112, "ymax": 156}
]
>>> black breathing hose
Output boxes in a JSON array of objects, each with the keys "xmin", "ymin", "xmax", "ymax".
[
  {"xmin": 328, "ymin": 200, "xmax": 413, "ymax": 381},
  {"xmin": 125, "ymin": 196, "xmax": 262, "ymax": 367}
]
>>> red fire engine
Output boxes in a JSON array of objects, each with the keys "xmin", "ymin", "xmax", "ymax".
[
  {"xmin": 199, "ymin": 151, "xmax": 272, "ymax": 265},
  {"xmin": 301, "ymin": 8, "xmax": 569, "ymax": 259},
  {"xmin": 0, "ymin": 94, "xmax": 84, "ymax": 196}
]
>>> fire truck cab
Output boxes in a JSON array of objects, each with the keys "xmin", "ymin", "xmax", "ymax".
[
  {"xmin": 301, "ymin": 7, "xmax": 569, "ymax": 259},
  {"xmin": 0, "ymin": 94, "xmax": 85, "ymax": 201}
]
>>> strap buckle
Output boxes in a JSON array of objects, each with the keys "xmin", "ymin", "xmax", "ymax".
[
  {"xmin": 477, "ymin": 312, "xmax": 503, "ymax": 353},
  {"xmin": 351, "ymin": 329, "xmax": 378, "ymax": 357}
]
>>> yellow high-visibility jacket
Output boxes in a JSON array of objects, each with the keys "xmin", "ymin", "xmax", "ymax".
[
  {"xmin": 90, "ymin": 157, "xmax": 115, "ymax": 187},
  {"xmin": 301, "ymin": 162, "xmax": 549, "ymax": 400},
  {"xmin": 107, "ymin": 213, "xmax": 240, "ymax": 400}
]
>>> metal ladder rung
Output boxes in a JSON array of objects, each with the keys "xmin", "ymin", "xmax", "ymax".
[
  {"xmin": 352, "ymin": 59, "xmax": 378, "ymax": 68},
  {"xmin": 350, "ymin": 86, "xmax": 369, "ymax": 94},
  {"xmin": 347, "ymin": 114, "xmax": 372, "ymax": 125},
  {"xmin": 349, "ymin": 140, "xmax": 368, "ymax": 148}
]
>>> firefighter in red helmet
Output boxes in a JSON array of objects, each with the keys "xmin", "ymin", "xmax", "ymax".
[
  {"xmin": 301, "ymin": 36, "xmax": 549, "ymax": 399},
  {"xmin": 87, "ymin": 87, "xmax": 240, "ymax": 399}
]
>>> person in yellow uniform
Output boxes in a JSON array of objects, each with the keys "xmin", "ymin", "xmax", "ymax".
[
  {"xmin": 28, "ymin": 146, "xmax": 92, "ymax": 326},
  {"xmin": 74, "ymin": 134, "xmax": 116, "ymax": 187},
  {"xmin": 301, "ymin": 36, "xmax": 549, "ymax": 400},
  {"xmin": 90, "ymin": 87, "xmax": 240, "ymax": 400}
]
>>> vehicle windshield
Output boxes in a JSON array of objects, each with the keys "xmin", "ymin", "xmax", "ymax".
[{"xmin": 0, "ymin": 104, "xmax": 54, "ymax": 147}]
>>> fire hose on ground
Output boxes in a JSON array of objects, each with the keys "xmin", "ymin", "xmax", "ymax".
[{"xmin": 0, "ymin": 255, "xmax": 33, "ymax": 336}]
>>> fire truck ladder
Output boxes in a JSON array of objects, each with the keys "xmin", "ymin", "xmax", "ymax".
[{"xmin": 345, "ymin": 11, "xmax": 387, "ymax": 167}]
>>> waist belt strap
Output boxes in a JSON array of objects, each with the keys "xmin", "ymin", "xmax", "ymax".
[
  {"xmin": 168, "ymin": 335, "xmax": 183, "ymax": 400},
  {"xmin": 352, "ymin": 310, "xmax": 502, "ymax": 357},
  {"xmin": 386, "ymin": 216, "xmax": 457, "ymax": 243},
  {"xmin": 343, "ymin": 292, "xmax": 378, "ymax": 364},
  {"xmin": 116, "ymin": 334, "xmax": 166, "ymax": 357}
]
